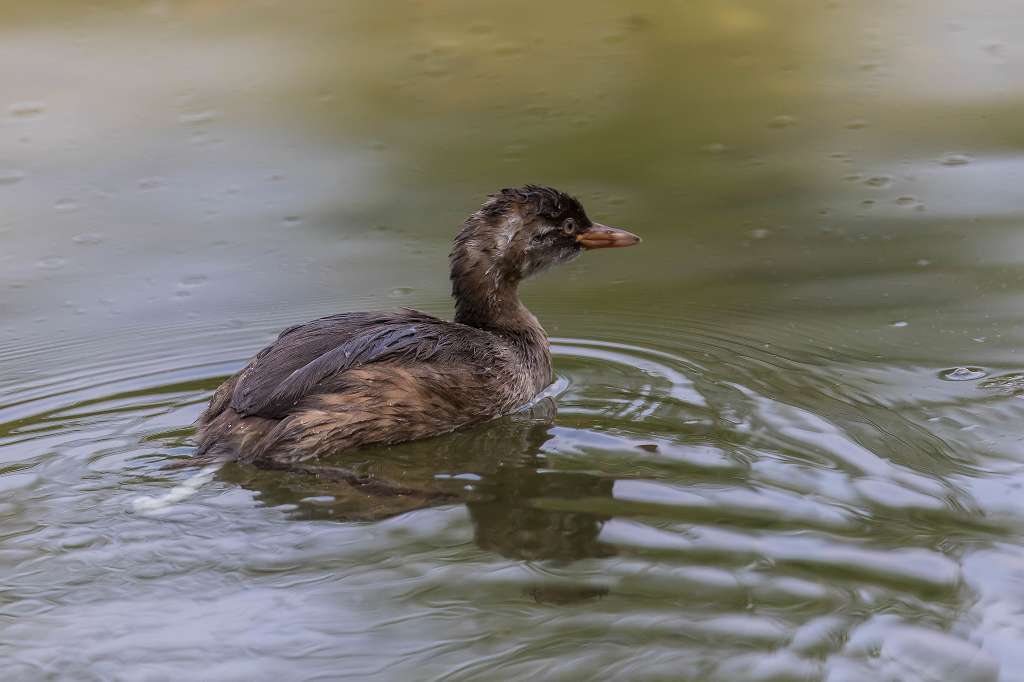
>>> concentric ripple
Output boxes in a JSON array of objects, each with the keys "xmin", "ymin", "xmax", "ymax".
[{"xmin": 4, "ymin": 305, "xmax": 1015, "ymax": 680}]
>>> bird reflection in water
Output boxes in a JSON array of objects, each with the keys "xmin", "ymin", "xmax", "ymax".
[{"xmin": 217, "ymin": 398, "xmax": 615, "ymax": 599}]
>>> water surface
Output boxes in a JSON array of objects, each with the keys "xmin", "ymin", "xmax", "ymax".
[{"xmin": 3, "ymin": 2, "xmax": 1024, "ymax": 680}]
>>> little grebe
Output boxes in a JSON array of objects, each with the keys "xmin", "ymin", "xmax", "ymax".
[{"xmin": 196, "ymin": 185, "xmax": 639, "ymax": 467}]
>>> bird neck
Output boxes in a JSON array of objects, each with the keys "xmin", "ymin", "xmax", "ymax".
[
  {"xmin": 448, "ymin": 213, "xmax": 553, "ymax": 393},
  {"xmin": 452, "ymin": 268, "xmax": 552, "ymax": 392},
  {"xmin": 451, "ymin": 265, "xmax": 541, "ymax": 336},
  {"xmin": 449, "ymin": 213, "xmax": 549, "ymax": 357}
]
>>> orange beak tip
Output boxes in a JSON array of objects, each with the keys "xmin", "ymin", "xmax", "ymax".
[{"xmin": 576, "ymin": 223, "xmax": 642, "ymax": 250}]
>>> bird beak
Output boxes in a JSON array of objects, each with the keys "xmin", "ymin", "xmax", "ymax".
[{"xmin": 576, "ymin": 223, "xmax": 641, "ymax": 250}]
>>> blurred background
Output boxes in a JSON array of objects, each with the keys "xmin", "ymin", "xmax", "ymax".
[{"xmin": 3, "ymin": 1, "xmax": 1024, "ymax": 680}]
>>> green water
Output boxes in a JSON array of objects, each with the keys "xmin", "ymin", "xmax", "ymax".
[{"xmin": 3, "ymin": 1, "xmax": 1024, "ymax": 680}]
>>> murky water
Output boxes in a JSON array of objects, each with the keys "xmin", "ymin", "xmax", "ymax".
[{"xmin": 4, "ymin": 1, "xmax": 1024, "ymax": 680}]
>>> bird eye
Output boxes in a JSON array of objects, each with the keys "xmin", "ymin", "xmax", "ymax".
[{"xmin": 562, "ymin": 218, "xmax": 577, "ymax": 235}]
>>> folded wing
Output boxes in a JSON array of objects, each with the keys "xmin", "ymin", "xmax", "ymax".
[{"xmin": 216, "ymin": 310, "xmax": 451, "ymax": 420}]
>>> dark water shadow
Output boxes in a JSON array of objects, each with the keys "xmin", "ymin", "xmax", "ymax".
[{"xmin": 216, "ymin": 399, "xmax": 616, "ymax": 565}]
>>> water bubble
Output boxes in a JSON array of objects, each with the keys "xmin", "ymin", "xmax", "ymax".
[
  {"xmin": 300, "ymin": 496, "xmax": 336, "ymax": 505},
  {"xmin": 940, "ymin": 153, "xmax": 971, "ymax": 166},
  {"xmin": 863, "ymin": 175, "xmax": 893, "ymax": 188},
  {"xmin": 0, "ymin": 169, "xmax": 26, "ymax": 185},
  {"xmin": 749, "ymin": 228, "xmax": 771, "ymax": 239},
  {"xmin": 845, "ymin": 119, "xmax": 868, "ymax": 129},
  {"xmin": 54, "ymin": 198, "xmax": 78, "ymax": 212},
  {"xmin": 36, "ymin": 257, "xmax": 67, "ymax": 270},
  {"xmin": 889, "ymin": 320, "xmax": 908, "ymax": 328},
  {"xmin": 178, "ymin": 110, "xmax": 218, "ymax": 126},
  {"xmin": 939, "ymin": 367, "xmax": 988, "ymax": 382},
  {"xmin": 915, "ymin": 258, "xmax": 931, "ymax": 267},
  {"xmin": 9, "ymin": 101, "xmax": 44, "ymax": 117},
  {"xmin": 768, "ymin": 115, "xmax": 797, "ymax": 128},
  {"xmin": 72, "ymin": 232, "xmax": 104, "ymax": 245},
  {"xmin": 389, "ymin": 287, "xmax": 414, "ymax": 297},
  {"xmin": 703, "ymin": 142, "xmax": 728, "ymax": 154}
]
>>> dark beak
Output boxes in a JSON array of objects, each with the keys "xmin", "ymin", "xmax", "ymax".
[{"xmin": 576, "ymin": 222, "xmax": 641, "ymax": 250}]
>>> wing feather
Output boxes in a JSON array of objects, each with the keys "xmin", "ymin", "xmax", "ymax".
[{"xmin": 227, "ymin": 310, "xmax": 462, "ymax": 418}]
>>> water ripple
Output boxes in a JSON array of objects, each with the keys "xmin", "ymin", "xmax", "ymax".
[{"xmin": 0, "ymin": 305, "xmax": 1019, "ymax": 681}]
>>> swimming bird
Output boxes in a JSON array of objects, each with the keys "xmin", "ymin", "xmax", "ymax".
[{"xmin": 195, "ymin": 185, "xmax": 639, "ymax": 468}]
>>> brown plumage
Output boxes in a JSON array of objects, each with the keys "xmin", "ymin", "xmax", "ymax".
[{"xmin": 194, "ymin": 185, "xmax": 640, "ymax": 467}]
